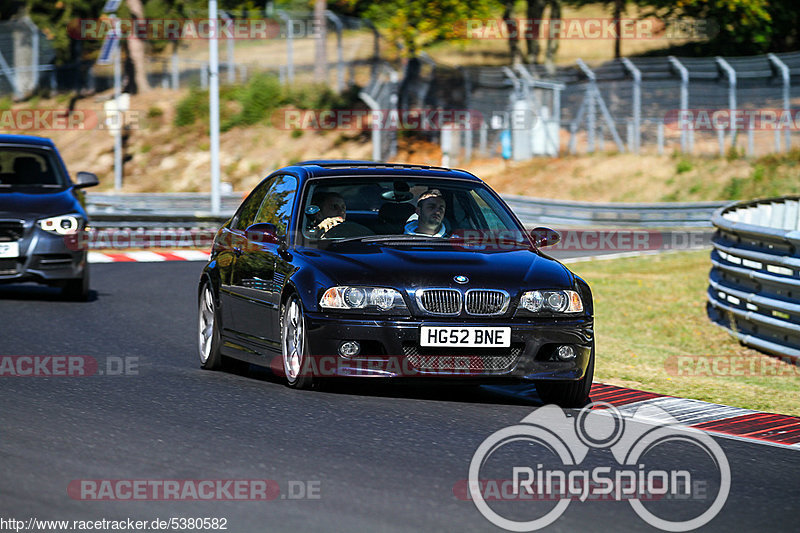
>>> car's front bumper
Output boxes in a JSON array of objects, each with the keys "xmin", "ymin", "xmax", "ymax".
[
  {"xmin": 0, "ymin": 221, "xmax": 86, "ymax": 285},
  {"xmin": 302, "ymin": 312, "xmax": 594, "ymax": 381}
]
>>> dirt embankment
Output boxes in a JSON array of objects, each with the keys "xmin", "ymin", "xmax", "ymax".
[{"xmin": 6, "ymin": 88, "xmax": 799, "ymax": 202}]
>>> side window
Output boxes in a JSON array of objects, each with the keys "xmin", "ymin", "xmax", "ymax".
[
  {"xmin": 253, "ymin": 174, "xmax": 298, "ymax": 235},
  {"xmin": 233, "ymin": 178, "xmax": 275, "ymax": 231}
]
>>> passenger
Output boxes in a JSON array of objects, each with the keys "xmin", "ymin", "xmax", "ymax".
[{"xmin": 404, "ymin": 189, "xmax": 447, "ymax": 236}]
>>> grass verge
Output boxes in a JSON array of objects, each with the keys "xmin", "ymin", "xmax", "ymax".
[{"xmin": 568, "ymin": 250, "xmax": 800, "ymax": 416}]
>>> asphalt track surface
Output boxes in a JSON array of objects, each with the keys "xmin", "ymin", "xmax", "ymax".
[{"xmin": 1, "ymin": 261, "xmax": 797, "ymax": 532}]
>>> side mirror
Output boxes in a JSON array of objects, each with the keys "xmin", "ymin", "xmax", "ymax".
[
  {"xmin": 530, "ymin": 227, "xmax": 560, "ymax": 248},
  {"xmin": 245, "ymin": 222, "xmax": 281, "ymax": 245},
  {"xmin": 75, "ymin": 171, "xmax": 99, "ymax": 188}
]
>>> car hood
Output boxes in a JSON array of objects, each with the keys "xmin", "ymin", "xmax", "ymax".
[
  {"xmin": 299, "ymin": 244, "xmax": 574, "ymax": 290},
  {"xmin": 0, "ymin": 188, "xmax": 81, "ymax": 219}
]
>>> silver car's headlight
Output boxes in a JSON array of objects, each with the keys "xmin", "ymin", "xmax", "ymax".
[
  {"xmin": 520, "ymin": 290, "xmax": 583, "ymax": 313},
  {"xmin": 38, "ymin": 213, "xmax": 84, "ymax": 235},
  {"xmin": 320, "ymin": 286, "xmax": 407, "ymax": 311}
]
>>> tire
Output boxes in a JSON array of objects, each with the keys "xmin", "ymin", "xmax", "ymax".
[
  {"xmin": 62, "ymin": 268, "xmax": 90, "ymax": 301},
  {"xmin": 281, "ymin": 293, "xmax": 314, "ymax": 389},
  {"xmin": 534, "ymin": 348, "xmax": 594, "ymax": 408},
  {"xmin": 198, "ymin": 281, "xmax": 225, "ymax": 370}
]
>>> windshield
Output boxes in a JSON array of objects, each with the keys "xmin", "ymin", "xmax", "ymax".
[
  {"xmin": 298, "ymin": 177, "xmax": 526, "ymax": 248},
  {"xmin": 0, "ymin": 147, "xmax": 67, "ymax": 188}
]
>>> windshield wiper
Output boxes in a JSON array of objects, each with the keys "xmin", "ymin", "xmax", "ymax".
[
  {"xmin": 319, "ymin": 234, "xmax": 440, "ymax": 245},
  {"xmin": 359, "ymin": 235, "xmax": 446, "ymax": 243}
]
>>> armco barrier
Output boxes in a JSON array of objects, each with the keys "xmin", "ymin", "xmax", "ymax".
[
  {"xmin": 707, "ymin": 196, "xmax": 800, "ymax": 359},
  {"xmin": 85, "ymin": 192, "xmax": 724, "ymax": 229},
  {"xmin": 504, "ymin": 196, "xmax": 725, "ymax": 227}
]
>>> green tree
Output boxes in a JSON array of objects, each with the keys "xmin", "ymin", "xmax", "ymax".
[
  {"xmin": 361, "ymin": 0, "xmax": 502, "ymax": 58},
  {"xmin": 634, "ymin": 0, "xmax": 772, "ymax": 55}
]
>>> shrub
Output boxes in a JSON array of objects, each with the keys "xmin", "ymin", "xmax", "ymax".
[{"xmin": 174, "ymin": 88, "xmax": 208, "ymax": 127}]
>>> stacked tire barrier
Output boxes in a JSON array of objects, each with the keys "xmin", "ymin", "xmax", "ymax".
[{"xmin": 707, "ymin": 196, "xmax": 800, "ymax": 359}]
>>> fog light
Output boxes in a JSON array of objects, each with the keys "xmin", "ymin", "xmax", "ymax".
[
  {"xmin": 339, "ymin": 341, "xmax": 360, "ymax": 358},
  {"xmin": 556, "ymin": 345, "xmax": 576, "ymax": 361}
]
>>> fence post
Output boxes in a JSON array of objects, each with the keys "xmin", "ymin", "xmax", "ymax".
[
  {"xmin": 21, "ymin": 17, "xmax": 40, "ymax": 97},
  {"xmin": 586, "ymin": 84, "xmax": 596, "ymax": 153},
  {"xmin": 171, "ymin": 49, "xmax": 179, "ymax": 89},
  {"xmin": 441, "ymin": 128, "xmax": 452, "ymax": 167},
  {"xmin": 388, "ymin": 70, "xmax": 398, "ymax": 159},
  {"xmin": 626, "ymin": 120, "xmax": 633, "ymax": 153},
  {"xmin": 461, "ymin": 68, "xmax": 473, "ymax": 163},
  {"xmin": 359, "ymin": 90, "xmax": 381, "ymax": 161},
  {"xmin": 221, "ymin": 11, "xmax": 235, "ymax": 84},
  {"xmin": 716, "ymin": 57, "xmax": 737, "ymax": 148},
  {"xmin": 576, "ymin": 59, "xmax": 624, "ymax": 153},
  {"xmin": 621, "ymin": 57, "xmax": 641, "ymax": 154},
  {"xmin": 277, "ymin": 11, "xmax": 294, "ymax": 84},
  {"xmin": 768, "ymin": 53, "xmax": 791, "ymax": 152},
  {"xmin": 325, "ymin": 11, "xmax": 344, "ymax": 92},
  {"xmin": 668, "ymin": 56, "xmax": 689, "ymax": 153},
  {"xmin": 201, "ymin": 62, "xmax": 208, "ymax": 89},
  {"xmin": 657, "ymin": 121, "xmax": 664, "ymax": 155}
]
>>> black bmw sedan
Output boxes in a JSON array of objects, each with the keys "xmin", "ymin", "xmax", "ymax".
[
  {"xmin": 0, "ymin": 134, "xmax": 98, "ymax": 300},
  {"xmin": 199, "ymin": 161, "xmax": 594, "ymax": 406}
]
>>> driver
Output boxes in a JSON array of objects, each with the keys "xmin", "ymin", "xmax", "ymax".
[
  {"xmin": 404, "ymin": 189, "xmax": 447, "ymax": 236},
  {"xmin": 311, "ymin": 192, "xmax": 347, "ymax": 235}
]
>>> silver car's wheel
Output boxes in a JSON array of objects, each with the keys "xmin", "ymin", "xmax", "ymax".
[
  {"xmin": 281, "ymin": 294, "xmax": 313, "ymax": 389},
  {"xmin": 198, "ymin": 282, "xmax": 224, "ymax": 369}
]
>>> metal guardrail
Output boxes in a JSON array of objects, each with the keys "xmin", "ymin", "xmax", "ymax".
[
  {"xmin": 504, "ymin": 196, "xmax": 725, "ymax": 228},
  {"xmin": 86, "ymin": 192, "xmax": 724, "ymax": 229},
  {"xmin": 707, "ymin": 196, "xmax": 800, "ymax": 359},
  {"xmin": 85, "ymin": 193, "xmax": 237, "ymax": 228}
]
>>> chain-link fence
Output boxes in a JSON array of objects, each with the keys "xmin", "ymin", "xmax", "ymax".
[
  {"xmin": 5, "ymin": 14, "xmax": 800, "ymax": 163},
  {"xmin": 0, "ymin": 17, "xmax": 56, "ymax": 99},
  {"xmin": 402, "ymin": 51, "xmax": 800, "ymax": 164},
  {"xmin": 1, "ymin": 12, "xmax": 381, "ymax": 97}
]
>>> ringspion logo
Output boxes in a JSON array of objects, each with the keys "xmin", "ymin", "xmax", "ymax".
[{"xmin": 467, "ymin": 403, "xmax": 730, "ymax": 531}]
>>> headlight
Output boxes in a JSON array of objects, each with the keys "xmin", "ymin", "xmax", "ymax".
[
  {"xmin": 38, "ymin": 214, "xmax": 84, "ymax": 235},
  {"xmin": 320, "ymin": 286, "xmax": 407, "ymax": 311},
  {"xmin": 520, "ymin": 290, "xmax": 583, "ymax": 313}
]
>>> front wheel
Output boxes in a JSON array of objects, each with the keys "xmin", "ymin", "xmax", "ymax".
[
  {"xmin": 281, "ymin": 294, "xmax": 314, "ymax": 389},
  {"xmin": 534, "ymin": 348, "xmax": 594, "ymax": 408},
  {"xmin": 198, "ymin": 281, "xmax": 225, "ymax": 370},
  {"xmin": 62, "ymin": 268, "xmax": 89, "ymax": 301}
]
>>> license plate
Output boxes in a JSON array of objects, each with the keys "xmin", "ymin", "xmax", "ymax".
[
  {"xmin": 0, "ymin": 242, "xmax": 19, "ymax": 258},
  {"xmin": 420, "ymin": 326, "xmax": 511, "ymax": 347}
]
